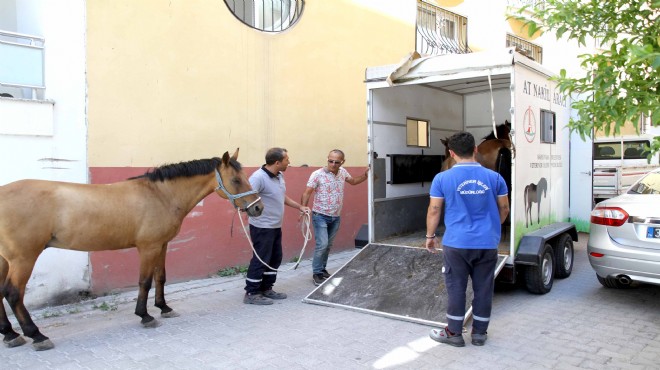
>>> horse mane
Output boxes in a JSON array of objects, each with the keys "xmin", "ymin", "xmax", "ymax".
[
  {"xmin": 131, "ymin": 157, "xmax": 242, "ymax": 182},
  {"xmin": 483, "ymin": 120, "xmax": 511, "ymax": 141}
]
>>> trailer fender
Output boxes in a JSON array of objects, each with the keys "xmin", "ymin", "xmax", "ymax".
[{"xmin": 515, "ymin": 222, "xmax": 578, "ymax": 266}]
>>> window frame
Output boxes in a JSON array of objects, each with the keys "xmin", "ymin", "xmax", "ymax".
[
  {"xmin": 540, "ymin": 109, "xmax": 556, "ymax": 144},
  {"xmin": 406, "ymin": 118, "xmax": 430, "ymax": 148}
]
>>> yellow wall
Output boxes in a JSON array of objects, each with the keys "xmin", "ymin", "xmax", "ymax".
[{"xmin": 87, "ymin": 0, "xmax": 415, "ymax": 167}]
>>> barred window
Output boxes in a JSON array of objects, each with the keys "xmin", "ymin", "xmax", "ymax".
[
  {"xmin": 416, "ymin": 1, "xmax": 470, "ymax": 55},
  {"xmin": 506, "ymin": 34, "xmax": 542, "ymax": 63},
  {"xmin": 224, "ymin": 0, "xmax": 304, "ymax": 33}
]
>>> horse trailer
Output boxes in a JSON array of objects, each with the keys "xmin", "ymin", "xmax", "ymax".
[{"xmin": 304, "ymin": 48, "xmax": 578, "ymax": 328}]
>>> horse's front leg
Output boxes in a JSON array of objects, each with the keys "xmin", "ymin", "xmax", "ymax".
[
  {"xmin": 135, "ymin": 247, "xmax": 160, "ymax": 328},
  {"xmin": 154, "ymin": 243, "xmax": 178, "ymax": 318},
  {"xmin": 0, "ymin": 257, "xmax": 26, "ymax": 348}
]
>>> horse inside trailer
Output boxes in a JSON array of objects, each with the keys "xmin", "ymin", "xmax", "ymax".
[{"xmin": 304, "ymin": 48, "xmax": 578, "ymax": 328}]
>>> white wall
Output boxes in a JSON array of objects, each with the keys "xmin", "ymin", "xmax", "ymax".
[
  {"xmin": 0, "ymin": 0, "xmax": 89, "ymax": 308},
  {"xmin": 371, "ymin": 84, "xmax": 463, "ymax": 198}
]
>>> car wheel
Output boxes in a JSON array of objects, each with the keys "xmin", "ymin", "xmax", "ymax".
[
  {"xmin": 554, "ymin": 234, "xmax": 574, "ymax": 279},
  {"xmin": 524, "ymin": 243, "xmax": 554, "ymax": 294},
  {"xmin": 596, "ymin": 274, "xmax": 633, "ymax": 289}
]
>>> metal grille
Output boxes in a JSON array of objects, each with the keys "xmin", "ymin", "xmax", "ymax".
[
  {"xmin": 506, "ymin": 34, "xmax": 543, "ymax": 63},
  {"xmin": 224, "ymin": 0, "xmax": 304, "ymax": 33},
  {"xmin": 416, "ymin": 1, "xmax": 470, "ymax": 56}
]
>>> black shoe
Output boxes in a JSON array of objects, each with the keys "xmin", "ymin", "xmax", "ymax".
[
  {"xmin": 261, "ymin": 289, "xmax": 287, "ymax": 300},
  {"xmin": 321, "ymin": 269, "xmax": 332, "ymax": 279},
  {"xmin": 313, "ymin": 274, "xmax": 327, "ymax": 286},
  {"xmin": 471, "ymin": 331, "xmax": 487, "ymax": 346},
  {"xmin": 243, "ymin": 293, "xmax": 273, "ymax": 305}
]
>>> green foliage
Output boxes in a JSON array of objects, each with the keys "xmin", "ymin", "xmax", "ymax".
[
  {"xmin": 216, "ymin": 265, "xmax": 248, "ymax": 277},
  {"xmin": 509, "ymin": 0, "xmax": 659, "ymax": 151},
  {"xmin": 93, "ymin": 301, "xmax": 118, "ymax": 311}
]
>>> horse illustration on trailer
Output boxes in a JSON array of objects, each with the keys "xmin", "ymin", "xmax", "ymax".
[{"xmin": 524, "ymin": 177, "xmax": 547, "ymax": 228}]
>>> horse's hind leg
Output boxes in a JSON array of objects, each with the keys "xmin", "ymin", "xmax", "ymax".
[
  {"xmin": 154, "ymin": 243, "xmax": 178, "ymax": 318},
  {"xmin": 135, "ymin": 246, "xmax": 160, "ymax": 328},
  {"xmin": 0, "ymin": 257, "xmax": 26, "ymax": 348},
  {"xmin": 3, "ymin": 258, "xmax": 53, "ymax": 350}
]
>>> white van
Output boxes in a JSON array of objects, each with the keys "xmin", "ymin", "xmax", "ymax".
[{"xmin": 593, "ymin": 135, "xmax": 660, "ymax": 203}]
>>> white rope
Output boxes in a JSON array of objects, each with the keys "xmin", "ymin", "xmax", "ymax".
[
  {"xmin": 487, "ymin": 70, "xmax": 497, "ymax": 139},
  {"xmin": 236, "ymin": 210, "xmax": 313, "ymax": 272}
]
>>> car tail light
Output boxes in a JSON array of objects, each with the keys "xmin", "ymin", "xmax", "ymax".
[
  {"xmin": 590, "ymin": 207, "xmax": 629, "ymax": 227},
  {"xmin": 590, "ymin": 252, "xmax": 605, "ymax": 257}
]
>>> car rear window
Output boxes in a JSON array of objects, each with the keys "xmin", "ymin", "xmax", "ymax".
[
  {"xmin": 628, "ymin": 172, "xmax": 660, "ymax": 194},
  {"xmin": 594, "ymin": 140, "xmax": 651, "ymax": 160}
]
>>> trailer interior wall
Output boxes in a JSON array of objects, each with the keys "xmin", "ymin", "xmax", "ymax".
[
  {"xmin": 371, "ymin": 84, "xmax": 460, "ymax": 240},
  {"xmin": 370, "ymin": 83, "xmax": 512, "ymax": 241}
]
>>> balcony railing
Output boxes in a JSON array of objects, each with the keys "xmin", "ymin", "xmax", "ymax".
[
  {"xmin": 506, "ymin": 33, "xmax": 543, "ymax": 63},
  {"xmin": 0, "ymin": 30, "xmax": 45, "ymax": 99},
  {"xmin": 416, "ymin": 1, "xmax": 470, "ymax": 56}
]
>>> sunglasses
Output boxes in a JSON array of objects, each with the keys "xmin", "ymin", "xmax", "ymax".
[{"xmin": 327, "ymin": 160, "xmax": 343, "ymax": 165}]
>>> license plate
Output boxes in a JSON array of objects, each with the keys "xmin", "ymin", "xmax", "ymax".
[{"xmin": 646, "ymin": 227, "xmax": 660, "ymax": 239}]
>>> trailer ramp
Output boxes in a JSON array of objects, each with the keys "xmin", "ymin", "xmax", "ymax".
[{"xmin": 303, "ymin": 243, "xmax": 507, "ymax": 327}]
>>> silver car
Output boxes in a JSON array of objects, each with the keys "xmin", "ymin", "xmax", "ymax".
[{"xmin": 588, "ymin": 167, "xmax": 660, "ymax": 288}]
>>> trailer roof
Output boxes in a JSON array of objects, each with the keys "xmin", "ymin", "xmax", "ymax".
[{"xmin": 365, "ymin": 48, "xmax": 555, "ymax": 95}]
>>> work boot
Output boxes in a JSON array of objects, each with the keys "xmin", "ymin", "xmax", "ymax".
[
  {"xmin": 243, "ymin": 293, "xmax": 273, "ymax": 305},
  {"xmin": 261, "ymin": 290, "xmax": 287, "ymax": 299},
  {"xmin": 429, "ymin": 327, "xmax": 465, "ymax": 347},
  {"xmin": 471, "ymin": 331, "xmax": 487, "ymax": 346}
]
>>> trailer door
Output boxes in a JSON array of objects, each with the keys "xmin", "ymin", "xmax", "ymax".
[{"xmin": 569, "ymin": 126, "xmax": 593, "ymax": 230}]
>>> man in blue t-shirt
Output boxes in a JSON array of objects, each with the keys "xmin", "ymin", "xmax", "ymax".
[{"xmin": 425, "ymin": 131, "xmax": 509, "ymax": 347}]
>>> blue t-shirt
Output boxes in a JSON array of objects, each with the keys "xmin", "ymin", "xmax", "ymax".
[{"xmin": 430, "ymin": 162, "xmax": 508, "ymax": 249}]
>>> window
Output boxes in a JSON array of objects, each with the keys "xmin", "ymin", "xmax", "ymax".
[
  {"xmin": 540, "ymin": 110, "xmax": 555, "ymax": 143},
  {"xmin": 594, "ymin": 140, "xmax": 651, "ymax": 160},
  {"xmin": 416, "ymin": 1, "xmax": 469, "ymax": 55},
  {"xmin": 406, "ymin": 118, "xmax": 430, "ymax": 147},
  {"xmin": 224, "ymin": 0, "xmax": 304, "ymax": 33},
  {"xmin": 506, "ymin": 34, "xmax": 542, "ymax": 63}
]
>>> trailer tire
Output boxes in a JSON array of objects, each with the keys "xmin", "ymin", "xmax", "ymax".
[
  {"xmin": 553, "ymin": 233, "xmax": 574, "ymax": 279},
  {"xmin": 524, "ymin": 243, "xmax": 554, "ymax": 294}
]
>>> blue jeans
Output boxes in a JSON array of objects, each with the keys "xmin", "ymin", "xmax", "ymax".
[{"xmin": 312, "ymin": 212, "xmax": 341, "ymax": 275}]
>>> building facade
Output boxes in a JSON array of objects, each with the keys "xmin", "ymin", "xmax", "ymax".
[{"xmin": 1, "ymin": 0, "xmax": 592, "ymax": 307}]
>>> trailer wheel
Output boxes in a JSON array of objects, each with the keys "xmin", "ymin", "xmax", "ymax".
[
  {"xmin": 553, "ymin": 233, "xmax": 574, "ymax": 279},
  {"xmin": 524, "ymin": 243, "xmax": 554, "ymax": 294}
]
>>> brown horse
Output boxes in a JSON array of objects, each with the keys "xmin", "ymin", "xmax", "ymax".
[
  {"xmin": 440, "ymin": 137, "xmax": 514, "ymax": 172},
  {"xmin": 0, "ymin": 148, "xmax": 263, "ymax": 351}
]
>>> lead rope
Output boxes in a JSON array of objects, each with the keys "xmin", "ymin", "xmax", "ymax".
[{"xmin": 235, "ymin": 209, "xmax": 313, "ymax": 272}]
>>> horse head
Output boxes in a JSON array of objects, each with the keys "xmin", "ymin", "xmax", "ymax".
[
  {"xmin": 440, "ymin": 137, "xmax": 455, "ymax": 170},
  {"xmin": 215, "ymin": 148, "xmax": 264, "ymax": 217},
  {"xmin": 483, "ymin": 120, "xmax": 512, "ymax": 141}
]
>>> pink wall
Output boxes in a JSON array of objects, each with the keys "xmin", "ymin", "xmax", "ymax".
[{"xmin": 88, "ymin": 166, "xmax": 368, "ymax": 293}]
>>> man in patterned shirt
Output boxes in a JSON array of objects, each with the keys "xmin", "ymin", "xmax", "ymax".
[{"xmin": 301, "ymin": 149, "xmax": 369, "ymax": 286}]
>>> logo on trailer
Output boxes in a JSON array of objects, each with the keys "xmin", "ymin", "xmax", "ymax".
[{"xmin": 523, "ymin": 106, "xmax": 536, "ymax": 143}]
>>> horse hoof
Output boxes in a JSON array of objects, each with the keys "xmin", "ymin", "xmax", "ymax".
[
  {"xmin": 142, "ymin": 318, "xmax": 161, "ymax": 328},
  {"xmin": 33, "ymin": 339, "xmax": 54, "ymax": 351},
  {"xmin": 161, "ymin": 310, "xmax": 180, "ymax": 318},
  {"xmin": 3, "ymin": 336, "xmax": 27, "ymax": 348}
]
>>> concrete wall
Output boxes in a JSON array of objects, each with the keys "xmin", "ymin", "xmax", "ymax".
[
  {"xmin": 0, "ymin": 0, "xmax": 89, "ymax": 307},
  {"xmin": 84, "ymin": 0, "xmax": 414, "ymax": 293}
]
